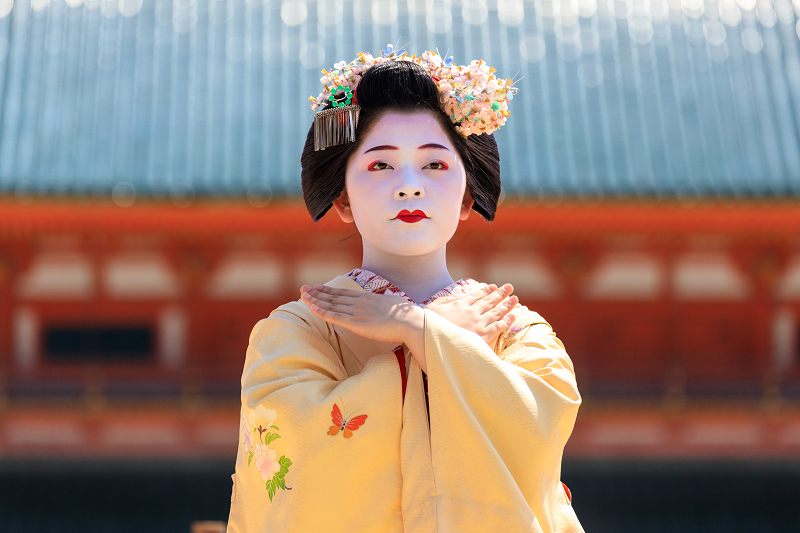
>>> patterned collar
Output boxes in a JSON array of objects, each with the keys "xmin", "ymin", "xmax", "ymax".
[{"xmin": 345, "ymin": 268, "xmax": 479, "ymax": 306}]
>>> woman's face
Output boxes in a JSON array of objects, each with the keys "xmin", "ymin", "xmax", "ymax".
[{"xmin": 333, "ymin": 112, "xmax": 473, "ymax": 257}]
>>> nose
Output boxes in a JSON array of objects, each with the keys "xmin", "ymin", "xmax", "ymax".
[{"xmin": 394, "ymin": 168, "xmax": 425, "ymax": 200}]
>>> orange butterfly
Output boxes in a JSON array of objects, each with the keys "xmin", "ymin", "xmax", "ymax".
[{"xmin": 327, "ymin": 403, "xmax": 367, "ymax": 439}]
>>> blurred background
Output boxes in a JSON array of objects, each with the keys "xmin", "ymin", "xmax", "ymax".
[{"xmin": 1, "ymin": 0, "xmax": 799, "ymax": 530}]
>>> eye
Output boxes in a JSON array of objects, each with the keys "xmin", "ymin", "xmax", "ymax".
[
  {"xmin": 368, "ymin": 161, "xmax": 393, "ymax": 171},
  {"xmin": 424, "ymin": 160, "xmax": 449, "ymax": 170}
]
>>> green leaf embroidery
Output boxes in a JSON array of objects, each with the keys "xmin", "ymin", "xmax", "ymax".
[{"xmin": 245, "ymin": 412, "xmax": 292, "ymax": 502}]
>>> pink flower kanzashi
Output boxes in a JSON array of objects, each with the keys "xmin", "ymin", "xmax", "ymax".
[
  {"xmin": 254, "ymin": 443, "xmax": 281, "ymax": 481},
  {"xmin": 310, "ymin": 49, "xmax": 516, "ymax": 135}
]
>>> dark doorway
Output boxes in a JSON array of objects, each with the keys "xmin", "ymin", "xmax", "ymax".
[{"xmin": 44, "ymin": 325, "xmax": 154, "ymax": 363}]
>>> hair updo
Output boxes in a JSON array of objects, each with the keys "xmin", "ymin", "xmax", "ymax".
[{"xmin": 300, "ymin": 60, "xmax": 501, "ymax": 222}]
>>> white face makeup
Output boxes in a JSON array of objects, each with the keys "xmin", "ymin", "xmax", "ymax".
[{"xmin": 336, "ymin": 112, "xmax": 472, "ymax": 257}]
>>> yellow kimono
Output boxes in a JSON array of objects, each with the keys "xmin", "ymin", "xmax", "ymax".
[{"xmin": 227, "ymin": 271, "xmax": 584, "ymax": 533}]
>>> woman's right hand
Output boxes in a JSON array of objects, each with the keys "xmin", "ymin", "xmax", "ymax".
[{"xmin": 425, "ymin": 283, "xmax": 518, "ymax": 348}]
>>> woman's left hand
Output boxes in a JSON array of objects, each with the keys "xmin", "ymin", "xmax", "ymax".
[{"xmin": 300, "ymin": 284, "xmax": 424, "ymax": 346}]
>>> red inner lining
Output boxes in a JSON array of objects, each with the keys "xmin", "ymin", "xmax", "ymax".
[{"xmin": 393, "ymin": 345, "xmax": 407, "ymax": 403}]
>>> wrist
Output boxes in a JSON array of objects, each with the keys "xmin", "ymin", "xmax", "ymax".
[{"xmin": 401, "ymin": 305, "xmax": 425, "ymax": 341}]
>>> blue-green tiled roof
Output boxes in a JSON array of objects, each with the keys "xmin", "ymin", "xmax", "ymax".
[{"xmin": 0, "ymin": 0, "xmax": 799, "ymax": 200}]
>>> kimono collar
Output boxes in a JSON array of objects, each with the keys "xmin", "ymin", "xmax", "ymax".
[{"xmin": 345, "ymin": 268, "xmax": 480, "ymax": 306}]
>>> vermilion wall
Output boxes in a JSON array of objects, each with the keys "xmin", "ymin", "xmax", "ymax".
[{"xmin": 0, "ymin": 198, "xmax": 798, "ymax": 397}]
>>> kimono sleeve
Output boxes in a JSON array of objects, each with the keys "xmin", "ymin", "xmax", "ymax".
[
  {"xmin": 423, "ymin": 307, "xmax": 584, "ymax": 533},
  {"xmin": 227, "ymin": 302, "xmax": 404, "ymax": 533}
]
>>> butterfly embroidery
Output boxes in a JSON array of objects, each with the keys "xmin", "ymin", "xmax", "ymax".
[{"xmin": 327, "ymin": 403, "xmax": 367, "ymax": 439}]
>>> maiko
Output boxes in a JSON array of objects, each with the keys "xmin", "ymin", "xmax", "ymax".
[{"xmin": 227, "ymin": 52, "xmax": 583, "ymax": 533}]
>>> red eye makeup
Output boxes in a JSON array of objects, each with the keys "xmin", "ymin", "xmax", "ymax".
[
  {"xmin": 425, "ymin": 161, "xmax": 449, "ymax": 170},
  {"xmin": 368, "ymin": 161, "xmax": 392, "ymax": 171}
]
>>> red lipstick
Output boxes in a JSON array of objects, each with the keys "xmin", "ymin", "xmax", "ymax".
[{"xmin": 395, "ymin": 209, "xmax": 428, "ymax": 223}]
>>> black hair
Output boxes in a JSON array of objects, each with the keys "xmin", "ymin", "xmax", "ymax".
[{"xmin": 300, "ymin": 60, "xmax": 501, "ymax": 222}]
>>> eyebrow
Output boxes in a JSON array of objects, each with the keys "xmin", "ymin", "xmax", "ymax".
[{"xmin": 363, "ymin": 143, "xmax": 451, "ymax": 154}]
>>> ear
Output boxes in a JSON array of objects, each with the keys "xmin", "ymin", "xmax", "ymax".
[
  {"xmin": 459, "ymin": 188, "xmax": 475, "ymax": 221},
  {"xmin": 331, "ymin": 189, "xmax": 355, "ymax": 223}
]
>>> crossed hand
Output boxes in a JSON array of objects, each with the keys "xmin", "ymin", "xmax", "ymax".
[{"xmin": 299, "ymin": 282, "xmax": 518, "ymax": 373}]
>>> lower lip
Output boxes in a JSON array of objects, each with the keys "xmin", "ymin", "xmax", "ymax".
[{"xmin": 396, "ymin": 215, "xmax": 427, "ymax": 223}]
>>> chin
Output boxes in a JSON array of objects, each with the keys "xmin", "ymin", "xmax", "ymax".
[
  {"xmin": 358, "ymin": 220, "xmax": 459, "ymax": 256},
  {"xmin": 371, "ymin": 239, "xmax": 445, "ymax": 257}
]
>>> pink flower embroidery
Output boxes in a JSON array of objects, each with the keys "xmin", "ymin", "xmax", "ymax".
[
  {"xmin": 254, "ymin": 443, "xmax": 281, "ymax": 481},
  {"xmin": 243, "ymin": 407, "xmax": 293, "ymax": 501},
  {"xmin": 241, "ymin": 414, "xmax": 253, "ymax": 451}
]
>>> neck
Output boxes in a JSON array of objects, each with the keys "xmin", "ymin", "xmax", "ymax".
[{"xmin": 361, "ymin": 243, "xmax": 455, "ymax": 304}]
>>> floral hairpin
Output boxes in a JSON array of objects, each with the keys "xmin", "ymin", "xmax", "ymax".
[{"xmin": 309, "ymin": 46, "xmax": 519, "ymax": 150}]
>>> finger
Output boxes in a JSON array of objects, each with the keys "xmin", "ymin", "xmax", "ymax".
[
  {"xmin": 307, "ymin": 302, "xmax": 354, "ymax": 325},
  {"xmin": 491, "ymin": 296, "xmax": 518, "ymax": 318},
  {"xmin": 461, "ymin": 284, "xmax": 497, "ymax": 305},
  {"xmin": 311, "ymin": 284, "xmax": 367, "ymax": 298},
  {"xmin": 478, "ymin": 283, "xmax": 515, "ymax": 314},
  {"xmin": 483, "ymin": 313, "xmax": 515, "ymax": 343},
  {"xmin": 302, "ymin": 292, "xmax": 356, "ymax": 313},
  {"xmin": 483, "ymin": 297, "xmax": 517, "ymax": 326},
  {"xmin": 496, "ymin": 312, "xmax": 517, "ymax": 330},
  {"xmin": 302, "ymin": 287, "xmax": 357, "ymax": 306}
]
